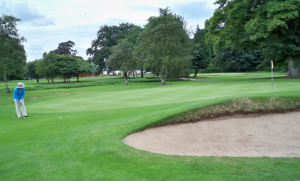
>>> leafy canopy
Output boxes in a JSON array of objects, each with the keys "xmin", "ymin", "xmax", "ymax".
[
  {"xmin": 206, "ymin": 0, "xmax": 300, "ymax": 61},
  {"xmin": 213, "ymin": 49, "xmax": 263, "ymax": 71},
  {"xmin": 191, "ymin": 26, "xmax": 212, "ymax": 76},
  {"xmin": 135, "ymin": 8, "xmax": 192, "ymax": 83},
  {"xmin": 108, "ymin": 39, "xmax": 135, "ymax": 84},
  {"xmin": 0, "ymin": 14, "xmax": 26, "ymax": 93},
  {"xmin": 86, "ymin": 23, "xmax": 135, "ymax": 72},
  {"xmin": 55, "ymin": 40, "xmax": 78, "ymax": 56}
]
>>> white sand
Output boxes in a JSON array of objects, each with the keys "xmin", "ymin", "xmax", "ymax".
[{"xmin": 123, "ymin": 112, "xmax": 300, "ymax": 157}]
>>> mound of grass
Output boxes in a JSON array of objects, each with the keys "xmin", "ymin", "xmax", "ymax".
[{"xmin": 151, "ymin": 96, "xmax": 300, "ymax": 128}]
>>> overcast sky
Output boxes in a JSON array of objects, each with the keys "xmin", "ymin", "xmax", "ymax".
[{"xmin": 0, "ymin": 0, "xmax": 217, "ymax": 62}]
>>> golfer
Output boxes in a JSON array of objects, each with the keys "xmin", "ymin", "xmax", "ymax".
[{"xmin": 13, "ymin": 82, "xmax": 28, "ymax": 118}]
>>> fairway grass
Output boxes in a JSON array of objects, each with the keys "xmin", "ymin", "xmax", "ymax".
[{"xmin": 1, "ymin": 78, "xmax": 300, "ymax": 180}]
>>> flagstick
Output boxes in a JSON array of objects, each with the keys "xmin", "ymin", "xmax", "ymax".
[{"xmin": 271, "ymin": 61, "xmax": 273, "ymax": 90}]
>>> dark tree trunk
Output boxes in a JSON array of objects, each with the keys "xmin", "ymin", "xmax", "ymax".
[
  {"xmin": 51, "ymin": 77, "xmax": 54, "ymax": 83},
  {"xmin": 125, "ymin": 71, "xmax": 128, "ymax": 85},
  {"xmin": 35, "ymin": 75, "xmax": 40, "ymax": 83},
  {"xmin": 287, "ymin": 57, "xmax": 300, "ymax": 77},
  {"xmin": 76, "ymin": 74, "xmax": 79, "ymax": 82},
  {"xmin": 4, "ymin": 74, "xmax": 10, "ymax": 93},
  {"xmin": 194, "ymin": 69, "xmax": 199, "ymax": 77},
  {"xmin": 141, "ymin": 68, "xmax": 144, "ymax": 78}
]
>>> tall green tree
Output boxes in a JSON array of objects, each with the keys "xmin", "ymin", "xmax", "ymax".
[
  {"xmin": 192, "ymin": 26, "xmax": 212, "ymax": 77},
  {"xmin": 108, "ymin": 39, "xmax": 135, "ymax": 85},
  {"xmin": 136, "ymin": 8, "xmax": 192, "ymax": 84},
  {"xmin": 26, "ymin": 59, "xmax": 41, "ymax": 83},
  {"xmin": 74, "ymin": 57, "xmax": 94, "ymax": 82},
  {"xmin": 205, "ymin": 0, "xmax": 300, "ymax": 77},
  {"xmin": 0, "ymin": 15, "xmax": 26, "ymax": 93},
  {"xmin": 86, "ymin": 23, "xmax": 135, "ymax": 73},
  {"xmin": 55, "ymin": 40, "xmax": 78, "ymax": 56},
  {"xmin": 56, "ymin": 55, "xmax": 79, "ymax": 83},
  {"xmin": 127, "ymin": 26, "xmax": 144, "ymax": 78},
  {"xmin": 37, "ymin": 52, "xmax": 58, "ymax": 83}
]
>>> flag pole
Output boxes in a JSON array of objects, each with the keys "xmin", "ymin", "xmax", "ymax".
[{"xmin": 271, "ymin": 60, "xmax": 273, "ymax": 90}]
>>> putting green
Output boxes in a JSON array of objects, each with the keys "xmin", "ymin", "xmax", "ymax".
[{"xmin": 28, "ymin": 80, "xmax": 299, "ymax": 113}]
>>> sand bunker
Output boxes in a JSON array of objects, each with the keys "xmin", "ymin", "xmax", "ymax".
[{"xmin": 123, "ymin": 112, "xmax": 300, "ymax": 157}]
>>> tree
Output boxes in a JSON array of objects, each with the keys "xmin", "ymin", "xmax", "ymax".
[
  {"xmin": 0, "ymin": 14, "xmax": 26, "ymax": 93},
  {"xmin": 135, "ymin": 8, "xmax": 192, "ymax": 84},
  {"xmin": 213, "ymin": 48, "xmax": 263, "ymax": 71},
  {"xmin": 205, "ymin": 0, "xmax": 300, "ymax": 77},
  {"xmin": 86, "ymin": 23, "xmax": 135, "ymax": 73},
  {"xmin": 26, "ymin": 59, "xmax": 41, "ymax": 83},
  {"xmin": 56, "ymin": 55, "xmax": 79, "ymax": 83},
  {"xmin": 74, "ymin": 57, "xmax": 94, "ymax": 82},
  {"xmin": 55, "ymin": 40, "xmax": 78, "ymax": 56},
  {"xmin": 127, "ymin": 26, "xmax": 145, "ymax": 78},
  {"xmin": 191, "ymin": 26, "xmax": 212, "ymax": 77},
  {"xmin": 36, "ymin": 52, "xmax": 58, "ymax": 83},
  {"xmin": 108, "ymin": 39, "xmax": 135, "ymax": 85}
]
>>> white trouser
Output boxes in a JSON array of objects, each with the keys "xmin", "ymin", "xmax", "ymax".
[{"xmin": 14, "ymin": 99, "xmax": 27, "ymax": 117}]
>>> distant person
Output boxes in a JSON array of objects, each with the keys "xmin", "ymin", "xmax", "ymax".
[{"xmin": 13, "ymin": 82, "xmax": 28, "ymax": 118}]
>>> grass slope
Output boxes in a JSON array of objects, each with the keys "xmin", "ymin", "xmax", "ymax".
[{"xmin": 1, "ymin": 76, "xmax": 300, "ymax": 180}]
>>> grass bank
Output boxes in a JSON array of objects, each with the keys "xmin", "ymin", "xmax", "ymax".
[{"xmin": 151, "ymin": 96, "xmax": 300, "ymax": 128}]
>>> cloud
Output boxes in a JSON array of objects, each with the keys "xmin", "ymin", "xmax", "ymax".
[
  {"xmin": 166, "ymin": 1, "xmax": 217, "ymax": 29},
  {"xmin": 129, "ymin": 5, "xmax": 159, "ymax": 13},
  {"xmin": 1, "ymin": 0, "xmax": 217, "ymax": 62},
  {"xmin": 31, "ymin": 18, "xmax": 55, "ymax": 26},
  {"xmin": 21, "ymin": 23, "xmax": 101, "ymax": 61},
  {"xmin": 101, "ymin": 18, "xmax": 134, "ymax": 26},
  {"xmin": 171, "ymin": 1, "xmax": 215, "ymax": 21},
  {"xmin": 0, "ymin": 1, "xmax": 55, "ymax": 26}
]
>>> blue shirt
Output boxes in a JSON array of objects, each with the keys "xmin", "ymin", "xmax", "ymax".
[{"xmin": 13, "ymin": 87, "xmax": 25, "ymax": 102}]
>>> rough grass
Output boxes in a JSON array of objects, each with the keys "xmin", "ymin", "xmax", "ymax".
[{"xmin": 151, "ymin": 97, "xmax": 300, "ymax": 128}]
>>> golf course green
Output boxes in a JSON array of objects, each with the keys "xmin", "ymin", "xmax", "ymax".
[{"xmin": 1, "ymin": 73, "xmax": 300, "ymax": 180}]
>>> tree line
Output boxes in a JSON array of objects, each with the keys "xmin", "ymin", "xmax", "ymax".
[
  {"xmin": 87, "ymin": 7, "xmax": 264, "ymax": 85},
  {"xmin": 2, "ymin": 1, "xmax": 298, "ymax": 92},
  {"xmin": 205, "ymin": 0, "xmax": 300, "ymax": 77},
  {"xmin": 26, "ymin": 41, "xmax": 94, "ymax": 84}
]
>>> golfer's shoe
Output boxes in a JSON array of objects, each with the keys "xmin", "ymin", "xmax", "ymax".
[
  {"xmin": 24, "ymin": 115, "xmax": 28, "ymax": 117},
  {"xmin": 18, "ymin": 116, "xmax": 21, "ymax": 118}
]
